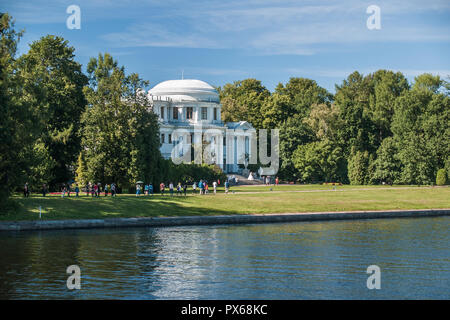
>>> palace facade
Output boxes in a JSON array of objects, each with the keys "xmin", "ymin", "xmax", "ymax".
[{"xmin": 148, "ymin": 79, "xmax": 255, "ymax": 173}]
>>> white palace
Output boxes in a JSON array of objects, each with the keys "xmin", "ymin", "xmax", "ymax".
[{"xmin": 148, "ymin": 79, "xmax": 256, "ymax": 173}]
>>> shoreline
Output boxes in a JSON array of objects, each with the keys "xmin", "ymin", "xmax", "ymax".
[{"xmin": 1, "ymin": 208, "xmax": 449, "ymax": 232}]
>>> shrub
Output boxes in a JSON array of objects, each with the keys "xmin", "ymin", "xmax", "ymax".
[{"xmin": 436, "ymin": 168, "xmax": 447, "ymax": 186}]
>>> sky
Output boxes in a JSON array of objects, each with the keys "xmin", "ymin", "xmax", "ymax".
[{"xmin": 3, "ymin": 0, "xmax": 450, "ymax": 93}]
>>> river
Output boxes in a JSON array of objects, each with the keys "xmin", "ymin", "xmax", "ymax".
[{"xmin": 0, "ymin": 216, "xmax": 449, "ymax": 299}]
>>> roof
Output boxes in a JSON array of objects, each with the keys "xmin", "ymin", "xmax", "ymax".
[
  {"xmin": 149, "ymin": 79, "xmax": 219, "ymax": 102},
  {"xmin": 225, "ymin": 121, "xmax": 254, "ymax": 130}
]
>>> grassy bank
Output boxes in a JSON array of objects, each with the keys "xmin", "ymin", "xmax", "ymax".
[{"xmin": 1, "ymin": 185, "xmax": 449, "ymax": 221}]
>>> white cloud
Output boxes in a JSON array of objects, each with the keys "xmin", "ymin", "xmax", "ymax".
[{"xmin": 6, "ymin": 0, "xmax": 450, "ymax": 55}]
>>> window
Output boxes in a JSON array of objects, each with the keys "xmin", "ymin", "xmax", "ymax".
[
  {"xmin": 186, "ymin": 107, "xmax": 193, "ymax": 120},
  {"xmin": 168, "ymin": 134, "xmax": 172, "ymax": 144},
  {"xmin": 160, "ymin": 106, "xmax": 164, "ymax": 120},
  {"xmin": 214, "ymin": 108, "xmax": 217, "ymax": 121},
  {"xmin": 161, "ymin": 134, "xmax": 165, "ymax": 144},
  {"xmin": 201, "ymin": 107, "xmax": 208, "ymax": 120},
  {"xmin": 173, "ymin": 107, "xmax": 178, "ymax": 120}
]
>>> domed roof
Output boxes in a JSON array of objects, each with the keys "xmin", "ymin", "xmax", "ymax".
[{"xmin": 149, "ymin": 79, "xmax": 219, "ymax": 102}]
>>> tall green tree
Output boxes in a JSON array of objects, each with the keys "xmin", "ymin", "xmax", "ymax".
[
  {"xmin": 218, "ymin": 79, "xmax": 270, "ymax": 129},
  {"xmin": 390, "ymin": 75, "xmax": 449, "ymax": 184},
  {"xmin": 0, "ymin": 13, "xmax": 33, "ymax": 203},
  {"xmin": 270, "ymin": 78, "xmax": 333, "ymax": 179},
  {"xmin": 292, "ymin": 139, "xmax": 346, "ymax": 183},
  {"xmin": 274, "ymin": 77, "xmax": 333, "ymax": 119},
  {"xmin": 347, "ymin": 150, "xmax": 374, "ymax": 185},
  {"xmin": 371, "ymin": 137, "xmax": 401, "ymax": 185},
  {"xmin": 17, "ymin": 35, "xmax": 88, "ymax": 187},
  {"xmin": 79, "ymin": 53, "xmax": 162, "ymax": 189}
]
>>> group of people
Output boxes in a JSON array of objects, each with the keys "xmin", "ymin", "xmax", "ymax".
[
  {"xmin": 23, "ymin": 178, "xmax": 235, "ymax": 198},
  {"xmin": 60, "ymin": 182, "xmax": 118, "ymax": 198},
  {"xmin": 263, "ymin": 176, "xmax": 279, "ymax": 186},
  {"xmin": 156, "ymin": 182, "xmax": 188, "ymax": 197},
  {"xmin": 134, "ymin": 179, "xmax": 231, "ymax": 197},
  {"xmin": 136, "ymin": 183, "xmax": 154, "ymax": 196},
  {"xmin": 84, "ymin": 182, "xmax": 117, "ymax": 197}
]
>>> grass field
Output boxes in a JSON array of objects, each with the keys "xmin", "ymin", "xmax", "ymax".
[{"xmin": 1, "ymin": 184, "xmax": 449, "ymax": 221}]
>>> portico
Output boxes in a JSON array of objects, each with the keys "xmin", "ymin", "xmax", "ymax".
[{"xmin": 148, "ymin": 79, "xmax": 255, "ymax": 173}]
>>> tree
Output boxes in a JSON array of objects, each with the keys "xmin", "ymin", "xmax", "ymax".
[
  {"xmin": 303, "ymin": 103, "xmax": 342, "ymax": 142},
  {"xmin": 372, "ymin": 137, "xmax": 401, "ymax": 185},
  {"xmin": 366, "ymin": 70, "xmax": 409, "ymax": 143},
  {"xmin": 391, "ymin": 82, "xmax": 449, "ymax": 185},
  {"xmin": 347, "ymin": 150, "xmax": 374, "ymax": 185},
  {"xmin": 413, "ymin": 73, "xmax": 443, "ymax": 93},
  {"xmin": 292, "ymin": 139, "xmax": 346, "ymax": 183},
  {"xmin": 436, "ymin": 169, "xmax": 447, "ymax": 186},
  {"xmin": 79, "ymin": 53, "xmax": 162, "ymax": 189},
  {"xmin": 0, "ymin": 13, "xmax": 33, "ymax": 203},
  {"xmin": 278, "ymin": 114, "xmax": 315, "ymax": 180},
  {"xmin": 17, "ymin": 35, "xmax": 88, "ymax": 188},
  {"xmin": 274, "ymin": 77, "xmax": 333, "ymax": 119},
  {"xmin": 218, "ymin": 79, "xmax": 270, "ymax": 129}
]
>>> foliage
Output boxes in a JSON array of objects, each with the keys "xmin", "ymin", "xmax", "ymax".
[
  {"xmin": 0, "ymin": 13, "xmax": 32, "ymax": 203},
  {"xmin": 436, "ymin": 168, "xmax": 447, "ymax": 186},
  {"xmin": 292, "ymin": 139, "xmax": 347, "ymax": 183},
  {"xmin": 347, "ymin": 150, "xmax": 374, "ymax": 185},
  {"xmin": 78, "ymin": 53, "xmax": 162, "ymax": 190},
  {"xmin": 371, "ymin": 137, "xmax": 401, "ymax": 184},
  {"xmin": 218, "ymin": 79, "xmax": 270, "ymax": 129},
  {"xmin": 16, "ymin": 35, "xmax": 88, "ymax": 188}
]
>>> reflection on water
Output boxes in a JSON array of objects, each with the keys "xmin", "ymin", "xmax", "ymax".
[{"xmin": 0, "ymin": 217, "xmax": 449, "ymax": 299}]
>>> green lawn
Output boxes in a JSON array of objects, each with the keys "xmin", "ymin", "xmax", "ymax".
[{"xmin": 1, "ymin": 184, "xmax": 449, "ymax": 221}]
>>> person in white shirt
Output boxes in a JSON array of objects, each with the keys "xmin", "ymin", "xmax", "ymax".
[
  {"xmin": 213, "ymin": 181, "xmax": 217, "ymax": 194},
  {"xmin": 169, "ymin": 182, "xmax": 174, "ymax": 196}
]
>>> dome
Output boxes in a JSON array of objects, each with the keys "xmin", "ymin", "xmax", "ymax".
[{"xmin": 149, "ymin": 79, "xmax": 219, "ymax": 102}]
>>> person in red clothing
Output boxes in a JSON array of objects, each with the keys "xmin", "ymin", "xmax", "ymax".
[
  {"xmin": 275, "ymin": 177, "xmax": 279, "ymax": 185},
  {"xmin": 160, "ymin": 182, "xmax": 165, "ymax": 196}
]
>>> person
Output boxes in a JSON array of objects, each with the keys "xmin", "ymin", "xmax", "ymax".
[
  {"xmin": 67, "ymin": 184, "xmax": 71, "ymax": 197},
  {"xmin": 61, "ymin": 184, "xmax": 67, "ymax": 198},
  {"xmin": 205, "ymin": 182, "xmax": 209, "ymax": 194},
  {"xmin": 213, "ymin": 180, "xmax": 217, "ymax": 194},
  {"xmin": 236, "ymin": 177, "xmax": 239, "ymax": 185},
  {"xmin": 94, "ymin": 183, "xmax": 98, "ymax": 197},
  {"xmin": 192, "ymin": 182, "xmax": 197, "ymax": 195},
  {"xmin": 97, "ymin": 183, "xmax": 102, "ymax": 197},
  {"xmin": 169, "ymin": 182, "xmax": 174, "ymax": 196},
  {"xmin": 275, "ymin": 177, "xmax": 279, "ymax": 186},
  {"xmin": 136, "ymin": 184, "xmax": 141, "ymax": 197},
  {"xmin": 149, "ymin": 183, "xmax": 154, "ymax": 196},
  {"xmin": 199, "ymin": 180, "xmax": 204, "ymax": 195},
  {"xmin": 144, "ymin": 184, "xmax": 149, "ymax": 196},
  {"xmin": 42, "ymin": 184, "xmax": 48, "ymax": 197},
  {"xmin": 75, "ymin": 184, "xmax": 80, "ymax": 197},
  {"xmin": 177, "ymin": 182, "xmax": 182, "ymax": 196},
  {"xmin": 160, "ymin": 182, "xmax": 165, "ymax": 195},
  {"xmin": 225, "ymin": 180, "xmax": 229, "ymax": 194},
  {"xmin": 85, "ymin": 183, "xmax": 90, "ymax": 196},
  {"xmin": 104, "ymin": 184, "xmax": 108, "ymax": 196},
  {"xmin": 90, "ymin": 182, "xmax": 95, "ymax": 197},
  {"xmin": 111, "ymin": 183, "xmax": 116, "ymax": 197},
  {"xmin": 24, "ymin": 183, "xmax": 30, "ymax": 198},
  {"xmin": 183, "ymin": 183, "xmax": 187, "ymax": 196}
]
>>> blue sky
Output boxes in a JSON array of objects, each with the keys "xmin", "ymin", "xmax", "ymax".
[{"xmin": 3, "ymin": 0, "xmax": 450, "ymax": 93}]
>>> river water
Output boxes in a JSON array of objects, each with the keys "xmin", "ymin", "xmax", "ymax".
[{"xmin": 0, "ymin": 216, "xmax": 449, "ymax": 299}]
